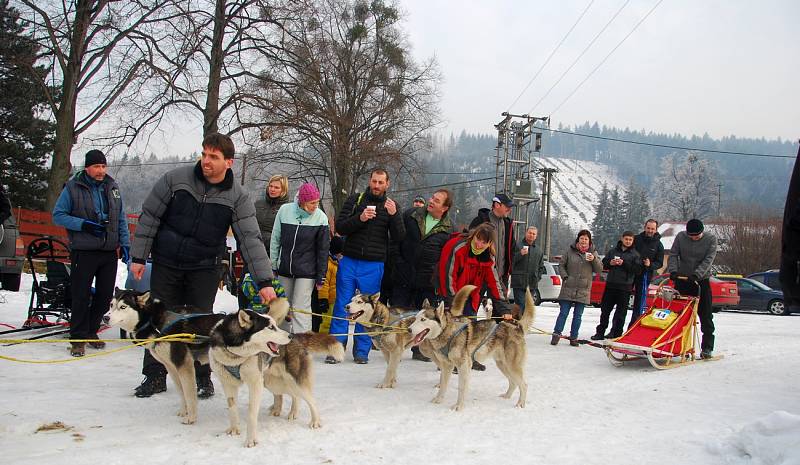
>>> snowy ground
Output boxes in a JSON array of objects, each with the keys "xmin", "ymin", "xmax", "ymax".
[{"xmin": 1, "ymin": 272, "xmax": 799, "ymax": 465}]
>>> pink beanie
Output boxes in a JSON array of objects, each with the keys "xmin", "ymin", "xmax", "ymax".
[{"xmin": 297, "ymin": 183, "xmax": 321, "ymax": 203}]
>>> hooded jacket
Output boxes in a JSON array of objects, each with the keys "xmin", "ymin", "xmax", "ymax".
[
  {"xmin": 667, "ymin": 231, "xmax": 718, "ymax": 281},
  {"xmin": 469, "ymin": 207, "xmax": 514, "ymax": 280},
  {"xmin": 438, "ymin": 236, "xmax": 505, "ymax": 310}
]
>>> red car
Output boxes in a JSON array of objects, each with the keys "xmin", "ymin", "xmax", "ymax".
[{"xmin": 590, "ymin": 273, "xmax": 739, "ymax": 310}]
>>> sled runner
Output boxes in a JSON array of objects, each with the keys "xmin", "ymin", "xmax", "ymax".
[{"xmin": 603, "ymin": 283, "xmax": 701, "ymax": 370}]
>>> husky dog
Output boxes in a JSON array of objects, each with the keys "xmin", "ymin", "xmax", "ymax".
[
  {"xmin": 407, "ymin": 285, "xmax": 536, "ymax": 411},
  {"xmin": 208, "ymin": 306, "xmax": 292, "ymax": 447},
  {"xmin": 344, "ymin": 293, "xmax": 429, "ymax": 388},
  {"xmin": 263, "ymin": 305, "xmax": 345, "ymax": 429},
  {"xmin": 108, "ymin": 288, "xmax": 227, "ymax": 424}
]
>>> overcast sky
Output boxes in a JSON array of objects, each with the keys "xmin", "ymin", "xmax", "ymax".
[
  {"xmin": 87, "ymin": 0, "xmax": 799, "ymax": 164},
  {"xmin": 401, "ymin": 0, "xmax": 799, "ymax": 142}
]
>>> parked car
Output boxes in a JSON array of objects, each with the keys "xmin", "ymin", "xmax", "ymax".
[
  {"xmin": 716, "ymin": 276, "xmax": 787, "ymax": 315},
  {"xmin": 536, "ymin": 261, "xmax": 562, "ymax": 305},
  {"xmin": 508, "ymin": 261, "xmax": 562, "ymax": 305},
  {"xmin": 747, "ymin": 270, "xmax": 781, "ymax": 292},
  {"xmin": 0, "ymin": 218, "xmax": 24, "ymax": 292},
  {"xmin": 646, "ymin": 274, "xmax": 739, "ymax": 311}
]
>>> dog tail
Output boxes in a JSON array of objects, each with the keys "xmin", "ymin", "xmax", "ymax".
[
  {"xmin": 266, "ymin": 298, "xmax": 291, "ymax": 326},
  {"xmin": 450, "ymin": 285, "xmax": 476, "ymax": 317},
  {"xmin": 519, "ymin": 287, "xmax": 536, "ymax": 333},
  {"xmin": 293, "ymin": 332, "xmax": 345, "ymax": 362}
]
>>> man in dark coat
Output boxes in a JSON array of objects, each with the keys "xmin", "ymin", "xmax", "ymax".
[
  {"xmin": 52, "ymin": 150, "xmax": 130, "ymax": 357},
  {"xmin": 510, "ymin": 226, "xmax": 545, "ymax": 315},
  {"xmin": 780, "ymin": 144, "xmax": 800, "ymax": 314},
  {"xmin": 592, "ymin": 231, "xmax": 642, "ymax": 340},
  {"xmin": 630, "ymin": 219, "xmax": 665, "ymax": 328},
  {"xmin": 328, "ymin": 169, "xmax": 405, "ymax": 364}
]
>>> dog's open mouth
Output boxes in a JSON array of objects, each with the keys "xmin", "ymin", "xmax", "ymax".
[
  {"xmin": 347, "ymin": 310, "xmax": 364, "ymax": 321},
  {"xmin": 411, "ymin": 328, "xmax": 430, "ymax": 346},
  {"xmin": 266, "ymin": 341, "xmax": 280, "ymax": 355}
]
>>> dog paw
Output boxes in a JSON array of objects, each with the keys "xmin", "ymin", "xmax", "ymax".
[
  {"xmin": 177, "ymin": 408, "xmax": 188, "ymax": 417},
  {"xmin": 226, "ymin": 426, "xmax": 241, "ymax": 436},
  {"xmin": 181, "ymin": 416, "xmax": 196, "ymax": 425},
  {"xmin": 450, "ymin": 403, "xmax": 464, "ymax": 412},
  {"xmin": 269, "ymin": 406, "xmax": 281, "ymax": 417},
  {"xmin": 375, "ymin": 382, "xmax": 395, "ymax": 389},
  {"xmin": 244, "ymin": 438, "xmax": 258, "ymax": 448},
  {"xmin": 431, "ymin": 396, "xmax": 443, "ymax": 404},
  {"xmin": 309, "ymin": 420, "xmax": 321, "ymax": 429},
  {"xmin": 499, "ymin": 392, "xmax": 512, "ymax": 399},
  {"xmin": 287, "ymin": 412, "xmax": 297, "ymax": 420},
  {"xmin": 515, "ymin": 400, "xmax": 526, "ymax": 408}
]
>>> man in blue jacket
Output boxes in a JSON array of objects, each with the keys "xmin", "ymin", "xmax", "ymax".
[{"xmin": 53, "ymin": 150, "xmax": 130, "ymax": 357}]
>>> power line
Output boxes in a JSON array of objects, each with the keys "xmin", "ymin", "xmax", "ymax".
[
  {"xmin": 544, "ymin": 127, "xmax": 795, "ymax": 158},
  {"xmin": 550, "ymin": 0, "xmax": 664, "ymax": 116},
  {"xmin": 392, "ymin": 176, "xmax": 497, "ymax": 194},
  {"xmin": 529, "ymin": 0, "xmax": 631, "ymax": 115},
  {"xmin": 506, "ymin": 0, "xmax": 595, "ymax": 111}
]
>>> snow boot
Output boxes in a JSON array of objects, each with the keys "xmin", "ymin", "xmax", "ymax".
[{"xmin": 134, "ymin": 375, "xmax": 167, "ymax": 398}]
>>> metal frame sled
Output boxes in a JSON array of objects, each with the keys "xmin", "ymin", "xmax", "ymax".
[
  {"xmin": 604, "ymin": 288, "xmax": 700, "ymax": 370},
  {"xmin": 25, "ymin": 236, "xmax": 72, "ymax": 328}
]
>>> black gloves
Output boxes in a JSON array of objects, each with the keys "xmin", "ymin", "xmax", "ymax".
[
  {"xmin": 669, "ymin": 271, "xmax": 679, "ymax": 282},
  {"xmin": 319, "ymin": 299, "xmax": 329, "ymax": 313},
  {"xmin": 81, "ymin": 220, "xmax": 106, "ymax": 237},
  {"xmin": 690, "ymin": 273, "xmax": 700, "ymax": 282}
]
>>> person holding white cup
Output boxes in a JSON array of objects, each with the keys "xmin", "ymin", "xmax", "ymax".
[
  {"xmin": 511, "ymin": 226, "xmax": 545, "ymax": 314},
  {"xmin": 551, "ymin": 229, "xmax": 602, "ymax": 346}
]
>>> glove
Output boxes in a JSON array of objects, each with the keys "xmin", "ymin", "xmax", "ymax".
[
  {"xmin": 81, "ymin": 220, "xmax": 106, "ymax": 237},
  {"xmin": 319, "ymin": 299, "xmax": 329, "ymax": 313},
  {"xmin": 690, "ymin": 273, "xmax": 700, "ymax": 282},
  {"xmin": 120, "ymin": 246, "xmax": 130, "ymax": 264},
  {"xmin": 669, "ymin": 271, "xmax": 679, "ymax": 282}
]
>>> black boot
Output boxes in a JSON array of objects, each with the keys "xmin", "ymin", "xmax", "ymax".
[
  {"xmin": 197, "ymin": 374, "xmax": 215, "ymax": 399},
  {"xmin": 471, "ymin": 361, "xmax": 486, "ymax": 371},
  {"xmin": 134, "ymin": 375, "xmax": 167, "ymax": 398},
  {"xmin": 411, "ymin": 347, "xmax": 431, "ymax": 362},
  {"xmin": 590, "ymin": 333, "xmax": 604, "ymax": 341}
]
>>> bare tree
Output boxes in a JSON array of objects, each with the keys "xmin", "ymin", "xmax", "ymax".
[
  {"xmin": 113, "ymin": 0, "xmax": 300, "ymax": 161},
  {"xmin": 252, "ymin": 0, "xmax": 441, "ymax": 211},
  {"xmin": 713, "ymin": 204, "xmax": 781, "ymax": 275},
  {"xmin": 14, "ymin": 0, "xmax": 177, "ymax": 208},
  {"xmin": 655, "ymin": 152, "xmax": 718, "ymax": 221}
]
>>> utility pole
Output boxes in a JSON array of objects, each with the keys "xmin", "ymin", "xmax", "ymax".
[
  {"xmin": 717, "ymin": 182, "xmax": 722, "ymax": 216},
  {"xmin": 538, "ymin": 167, "xmax": 558, "ymax": 260},
  {"xmin": 494, "ymin": 112, "xmax": 549, "ymax": 239}
]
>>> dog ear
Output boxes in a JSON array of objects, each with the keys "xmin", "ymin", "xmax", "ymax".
[
  {"xmin": 371, "ymin": 292, "xmax": 381, "ymax": 304},
  {"xmin": 267, "ymin": 298, "xmax": 290, "ymax": 326},
  {"xmin": 436, "ymin": 301, "xmax": 445, "ymax": 322},
  {"xmin": 421, "ymin": 298, "xmax": 430, "ymax": 308},
  {"xmin": 136, "ymin": 291, "xmax": 151, "ymax": 307},
  {"xmin": 237, "ymin": 309, "xmax": 253, "ymax": 328}
]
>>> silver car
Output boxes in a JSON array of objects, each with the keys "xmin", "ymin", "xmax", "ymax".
[{"xmin": 536, "ymin": 261, "xmax": 562, "ymax": 305}]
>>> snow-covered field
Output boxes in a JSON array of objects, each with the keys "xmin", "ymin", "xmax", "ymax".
[{"xmin": 1, "ymin": 272, "xmax": 799, "ymax": 465}]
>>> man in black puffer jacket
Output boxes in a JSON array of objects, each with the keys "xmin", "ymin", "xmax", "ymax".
[
  {"xmin": 630, "ymin": 219, "xmax": 665, "ymax": 328},
  {"xmin": 328, "ymin": 169, "xmax": 405, "ymax": 364},
  {"xmin": 591, "ymin": 231, "xmax": 642, "ymax": 340},
  {"xmin": 129, "ymin": 133, "xmax": 276, "ymax": 398}
]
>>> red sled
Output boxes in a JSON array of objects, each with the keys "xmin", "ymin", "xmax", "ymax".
[{"xmin": 603, "ymin": 285, "xmax": 701, "ymax": 370}]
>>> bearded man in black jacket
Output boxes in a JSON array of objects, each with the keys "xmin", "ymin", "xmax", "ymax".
[{"xmin": 629, "ymin": 219, "xmax": 665, "ymax": 329}]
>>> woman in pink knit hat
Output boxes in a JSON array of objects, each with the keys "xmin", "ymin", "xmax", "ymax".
[{"xmin": 269, "ymin": 182, "xmax": 330, "ymax": 332}]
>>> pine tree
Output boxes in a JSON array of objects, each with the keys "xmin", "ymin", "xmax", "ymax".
[{"xmin": 0, "ymin": 0, "xmax": 53, "ymax": 209}]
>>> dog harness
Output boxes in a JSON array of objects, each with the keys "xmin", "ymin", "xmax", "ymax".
[
  {"xmin": 439, "ymin": 322, "xmax": 469, "ymax": 358},
  {"xmin": 220, "ymin": 352, "xmax": 273, "ymax": 381},
  {"xmin": 368, "ymin": 310, "xmax": 416, "ymax": 345}
]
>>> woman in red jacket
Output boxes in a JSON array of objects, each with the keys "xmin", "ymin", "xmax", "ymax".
[{"xmin": 438, "ymin": 223, "xmax": 509, "ymax": 318}]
